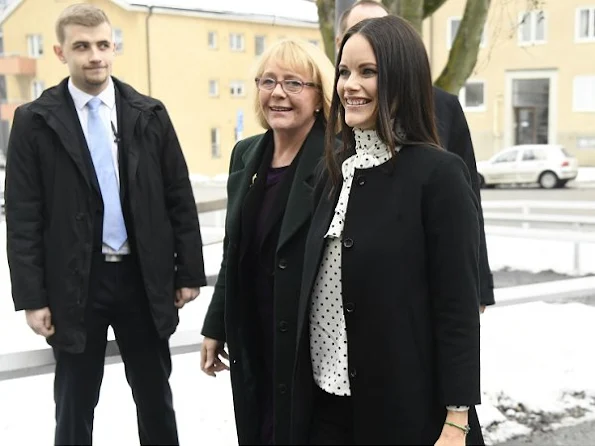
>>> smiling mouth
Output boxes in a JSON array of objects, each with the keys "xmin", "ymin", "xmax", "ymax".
[
  {"xmin": 270, "ymin": 106, "xmax": 292, "ymax": 112},
  {"xmin": 345, "ymin": 98, "xmax": 371, "ymax": 106}
]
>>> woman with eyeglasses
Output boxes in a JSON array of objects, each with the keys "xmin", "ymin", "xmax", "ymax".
[{"xmin": 200, "ymin": 39, "xmax": 335, "ymax": 445}]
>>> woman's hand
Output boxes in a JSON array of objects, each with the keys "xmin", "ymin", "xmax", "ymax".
[
  {"xmin": 200, "ymin": 337, "xmax": 229, "ymax": 377},
  {"xmin": 434, "ymin": 411, "xmax": 468, "ymax": 446}
]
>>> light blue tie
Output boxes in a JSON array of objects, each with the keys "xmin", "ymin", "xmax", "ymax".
[{"xmin": 86, "ymin": 97, "xmax": 128, "ymax": 250}]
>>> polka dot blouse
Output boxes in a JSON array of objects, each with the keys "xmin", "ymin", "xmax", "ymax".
[{"xmin": 309, "ymin": 128, "xmax": 396, "ymax": 396}]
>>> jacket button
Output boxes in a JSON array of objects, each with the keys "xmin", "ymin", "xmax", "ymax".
[
  {"xmin": 343, "ymin": 238, "xmax": 354, "ymax": 249},
  {"xmin": 75, "ymin": 213, "xmax": 85, "ymax": 221},
  {"xmin": 349, "ymin": 368, "xmax": 357, "ymax": 378},
  {"xmin": 278, "ymin": 320, "xmax": 289, "ymax": 332},
  {"xmin": 345, "ymin": 302, "xmax": 355, "ymax": 313},
  {"xmin": 278, "ymin": 259, "xmax": 288, "ymax": 270},
  {"xmin": 356, "ymin": 176, "xmax": 366, "ymax": 186},
  {"xmin": 278, "ymin": 383, "xmax": 287, "ymax": 394}
]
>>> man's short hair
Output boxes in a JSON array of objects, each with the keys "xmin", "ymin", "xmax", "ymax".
[
  {"xmin": 338, "ymin": 0, "xmax": 389, "ymax": 37},
  {"xmin": 55, "ymin": 3, "xmax": 111, "ymax": 44}
]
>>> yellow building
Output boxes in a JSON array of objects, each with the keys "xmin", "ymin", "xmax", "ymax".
[
  {"xmin": 0, "ymin": 0, "xmax": 322, "ymax": 174},
  {"xmin": 423, "ymin": 0, "xmax": 595, "ymax": 165}
]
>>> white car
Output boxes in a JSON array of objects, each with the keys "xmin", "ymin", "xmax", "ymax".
[{"xmin": 476, "ymin": 144, "xmax": 578, "ymax": 189}]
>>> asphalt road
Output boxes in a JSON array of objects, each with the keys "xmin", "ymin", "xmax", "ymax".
[{"xmin": 481, "ymin": 181, "xmax": 595, "ymax": 202}]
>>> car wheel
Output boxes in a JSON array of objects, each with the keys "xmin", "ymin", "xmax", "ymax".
[
  {"xmin": 557, "ymin": 179, "xmax": 569, "ymax": 188},
  {"xmin": 538, "ymin": 171, "xmax": 559, "ymax": 189}
]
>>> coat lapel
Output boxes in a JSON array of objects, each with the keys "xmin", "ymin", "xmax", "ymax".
[
  {"xmin": 226, "ymin": 133, "xmax": 272, "ymax": 247},
  {"xmin": 30, "ymin": 80, "xmax": 97, "ymax": 193},
  {"xmin": 276, "ymin": 121, "xmax": 325, "ymax": 252},
  {"xmin": 295, "ymin": 177, "xmax": 339, "ymax": 348},
  {"xmin": 117, "ymin": 91, "xmax": 142, "ymax": 200}
]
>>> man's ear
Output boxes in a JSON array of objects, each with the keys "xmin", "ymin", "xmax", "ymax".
[{"xmin": 53, "ymin": 44, "xmax": 66, "ymax": 64}]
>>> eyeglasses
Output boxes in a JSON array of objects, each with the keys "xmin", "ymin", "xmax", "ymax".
[{"xmin": 255, "ymin": 77, "xmax": 319, "ymax": 94}]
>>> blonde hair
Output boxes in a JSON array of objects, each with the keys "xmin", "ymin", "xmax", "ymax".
[
  {"xmin": 55, "ymin": 4, "xmax": 111, "ymax": 44},
  {"xmin": 252, "ymin": 39, "xmax": 335, "ymax": 130}
]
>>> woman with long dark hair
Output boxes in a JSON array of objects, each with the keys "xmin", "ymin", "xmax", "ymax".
[{"xmin": 290, "ymin": 16, "xmax": 484, "ymax": 446}]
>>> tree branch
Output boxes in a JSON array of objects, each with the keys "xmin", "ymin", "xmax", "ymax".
[
  {"xmin": 434, "ymin": 0, "xmax": 491, "ymax": 94},
  {"xmin": 423, "ymin": 0, "xmax": 450, "ymax": 18}
]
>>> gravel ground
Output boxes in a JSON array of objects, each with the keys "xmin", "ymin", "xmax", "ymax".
[{"xmin": 492, "ymin": 268, "xmax": 591, "ymax": 288}]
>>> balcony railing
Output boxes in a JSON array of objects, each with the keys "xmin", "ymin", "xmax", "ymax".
[{"xmin": 0, "ymin": 53, "xmax": 36, "ymax": 76}]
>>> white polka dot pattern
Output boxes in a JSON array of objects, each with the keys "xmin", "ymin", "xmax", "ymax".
[
  {"xmin": 310, "ymin": 128, "xmax": 397, "ymax": 396},
  {"xmin": 324, "ymin": 128, "xmax": 399, "ymax": 239}
]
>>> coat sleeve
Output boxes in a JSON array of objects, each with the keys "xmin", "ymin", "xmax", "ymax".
[
  {"xmin": 448, "ymin": 96, "xmax": 495, "ymax": 306},
  {"xmin": 5, "ymin": 107, "xmax": 47, "ymax": 311},
  {"xmin": 157, "ymin": 104, "xmax": 207, "ymax": 289},
  {"xmin": 201, "ymin": 141, "xmax": 244, "ymax": 342},
  {"xmin": 423, "ymin": 154, "xmax": 481, "ymax": 407}
]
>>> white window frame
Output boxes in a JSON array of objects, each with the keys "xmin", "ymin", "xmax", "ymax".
[
  {"xmin": 31, "ymin": 79, "xmax": 44, "ymax": 99},
  {"xmin": 210, "ymin": 128, "xmax": 221, "ymax": 159},
  {"xmin": 447, "ymin": 17, "xmax": 486, "ymax": 50},
  {"xmin": 517, "ymin": 10, "xmax": 547, "ymax": 46},
  {"xmin": 254, "ymin": 35, "xmax": 265, "ymax": 56},
  {"xmin": 575, "ymin": 7, "xmax": 595, "ymax": 42},
  {"xmin": 27, "ymin": 34, "xmax": 43, "ymax": 58},
  {"xmin": 208, "ymin": 31, "xmax": 218, "ymax": 49},
  {"xmin": 230, "ymin": 81, "xmax": 245, "ymax": 97},
  {"xmin": 113, "ymin": 28, "xmax": 123, "ymax": 54},
  {"xmin": 459, "ymin": 80, "xmax": 486, "ymax": 112},
  {"xmin": 208, "ymin": 79, "xmax": 219, "ymax": 97},
  {"xmin": 229, "ymin": 33, "xmax": 245, "ymax": 52},
  {"xmin": 572, "ymin": 75, "xmax": 595, "ymax": 112}
]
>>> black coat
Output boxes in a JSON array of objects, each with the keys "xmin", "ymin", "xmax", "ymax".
[
  {"xmin": 291, "ymin": 146, "xmax": 484, "ymax": 445},
  {"xmin": 201, "ymin": 121, "xmax": 326, "ymax": 444},
  {"xmin": 5, "ymin": 77, "xmax": 206, "ymax": 353},
  {"xmin": 433, "ymin": 86, "xmax": 494, "ymax": 306}
]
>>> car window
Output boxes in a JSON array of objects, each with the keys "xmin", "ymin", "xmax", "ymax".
[
  {"xmin": 493, "ymin": 150, "xmax": 518, "ymax": 163},
  {"xmin": 522, "ymin": 149, "xmax": 546, "ymax": 161},
  {"xmin": 560, "ymin": 147, "xmax": 574, "ymax": 158}
]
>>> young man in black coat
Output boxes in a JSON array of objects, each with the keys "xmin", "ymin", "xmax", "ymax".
[
  {"xmin": 337, "ymin": 0, "xmax": 495, "ymax": 311},
  {"xmin": 4, "ymin": 4, "xmax": 206, "ymax": 445}
]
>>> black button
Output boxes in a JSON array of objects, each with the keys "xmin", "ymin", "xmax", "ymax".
[
  {"xmin": 343, "ymin": 238, "xmax": 354, "ymax": 249},
  {"xmin": 278, "ymin": 259, "xmax": 288, "ymax": 270},
  {"xmin": 278, "ymin": 320, "xmax": 289, "ymax": 332},
  {"xmin": 356, "ymin": 176, "xmax": 366, "ymax": 186},
  {"xmin": 75, "ymin": 213, "xmax": 85, "ymax": 221},
  {"xmin": 345, "ymin": 302, "xmax": 355, "ymax": 313},
  {"xmin": 278, "ymin": 383, "xmax": 287, "ymax": 394},
  {"xmin": 349, "ymin": 368, "xmax": 357, "ymax": 378}
]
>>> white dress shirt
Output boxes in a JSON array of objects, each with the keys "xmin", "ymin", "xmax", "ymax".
[{"xmin": 68, "ymin": 77, "xmax": 129, "ymax": 255}]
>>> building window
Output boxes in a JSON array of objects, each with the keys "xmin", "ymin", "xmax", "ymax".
[
  {"xmin": 576, "ymin": 7, "xmax": 595, "ymax": 42},
  {"xmin": 448, "ymin": 17, "xmax": 486, "ymax": 49},
  {"xmin": 459, "ymin": 81, "xmax": 485, "ymax": 111},
  {"xmin": 255, "ymin": 35, "xmax": 265, "ymax": 56},
  {"xmin": 229, "ymin": 33, "xmax": 245, "ymax": 51},
  {"xmin": 573, "ymin": 76, "xmax": 595, "ymax": 112},
  {"xmin": 0, "ymin": 28, "xmax": 4, "ymax": 55},
  {"xmin": 230, "ymin": 81, "xmax": 245, "ymax": 97},
  {"xmin": 208, "ymin": 31, "xmax": 217, "ymax": 49},
  {"xmin": 113, "ymin": 28, "xmax": 123, "ymax": 54},
  {"xmin": 209, "ymin": 80, "xmax": 219, "ymax": 97},
  {"xmin": 27, "ymin": 34, "xmax": 43, "ymax": 58},
  {"xmin": 518, "ymin": 11, "xmax": 546, "ymax": 45},
  {"xmin": 31, "ymin": 80, "xmax": 45, "ymax": 99},
  {"xmin": 210, "ymin": 128, "xmax": 221, "ymax": 159}
]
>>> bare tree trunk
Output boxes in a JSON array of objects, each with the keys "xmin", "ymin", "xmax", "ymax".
[
  {"xmin": 434, "ymin": 0, "xmax": 491, "ymax": 94},
  {"xmin": 317, "ymin": 0, "xmax": 336, "ymax": 62},
  {"xmin": 398, "ymin": 0, "xmax": 424, "ymax": 34}
]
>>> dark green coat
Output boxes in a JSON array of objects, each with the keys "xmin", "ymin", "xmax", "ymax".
[{"xmin": 202, "ymin": 120, "xmax": 325, "ymax": 444}]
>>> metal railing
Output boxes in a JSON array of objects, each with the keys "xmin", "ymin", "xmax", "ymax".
[{"xmin": 0, "ymin": 201, "xmax": 227, "ymax": 381}]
